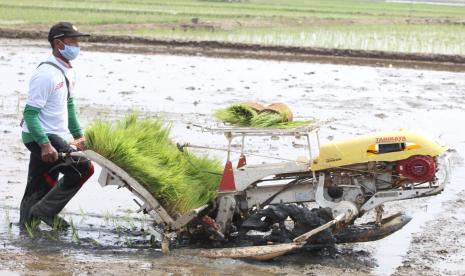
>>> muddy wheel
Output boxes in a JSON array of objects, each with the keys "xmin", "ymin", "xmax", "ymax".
[{"xmin": 236, "ymin": 204, "xmax": 335, "ymax": 245}]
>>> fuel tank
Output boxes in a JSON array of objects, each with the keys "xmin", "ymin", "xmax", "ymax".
[{"xmin": 311, "ymin": 130, "xmax": 447, "ymax": 171}]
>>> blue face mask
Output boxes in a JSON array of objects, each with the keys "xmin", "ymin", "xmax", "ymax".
[{"xmin": 58, "ymin": 42, "xmax": 80, "ymax": 61}]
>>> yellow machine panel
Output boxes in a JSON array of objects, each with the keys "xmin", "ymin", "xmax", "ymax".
[{"xmin": 311, "ymin": 130, "xmax": 447, "ymax": 171}]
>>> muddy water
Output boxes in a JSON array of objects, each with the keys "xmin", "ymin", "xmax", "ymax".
[{"xmin": 1, "ymin": 38, "xmax": 465, "ymax": 275}]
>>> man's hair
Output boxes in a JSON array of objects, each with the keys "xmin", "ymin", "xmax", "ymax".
[{"xmin": 50, "ymin": 38, "xmax": 66, "ymax": 49}]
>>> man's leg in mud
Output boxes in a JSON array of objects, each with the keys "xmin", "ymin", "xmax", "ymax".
[
  {"xmin": 22, "ymin": 134, "xmax": 94, "ymax": 228},
  {"xmin": 19, "ymin": 146, "xmax": 59, "ymax": 226}
]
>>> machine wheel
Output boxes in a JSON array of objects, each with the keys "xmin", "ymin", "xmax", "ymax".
[{"xmin": 237, "ymin": 204, "xmax": 336, "ymax": 245}]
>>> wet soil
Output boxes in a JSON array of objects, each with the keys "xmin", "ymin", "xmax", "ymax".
[
  {"xmin": 2, "ymin": 28, "xmax": 465, "ymax": 72},
  {"xmin": 1, "ymin": 38, "xmax": 465, "ymax": 275},
  {"xmin": 394, "ymin": 190, "xmax": 465, "ymax": 276}
]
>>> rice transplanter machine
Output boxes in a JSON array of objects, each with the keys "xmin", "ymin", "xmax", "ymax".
[{"xmin": 70, "ymin": 123, "xmax": 451, "ymax": 259}]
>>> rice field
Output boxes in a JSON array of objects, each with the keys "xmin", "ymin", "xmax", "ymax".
[
  {"xmin": 109, "ymin": 24, "xmax": 465, "ymax": 55},
  {"xmin": 0, "ymin": 0, "xmax": 464, "ymax": 54}
]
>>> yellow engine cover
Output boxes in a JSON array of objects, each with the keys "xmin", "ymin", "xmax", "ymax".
[{"xmin": 311, "ymin": 130, "xmax": 447, "ymax": 171}]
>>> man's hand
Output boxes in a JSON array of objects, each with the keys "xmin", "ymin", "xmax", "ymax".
[
  {"xmin": 70, "ymin": 137, "xmax": 87, "ymax": 151},
  {"xmin": 40, "ymin": 143, "xmax": 58, "ymax": 163}
]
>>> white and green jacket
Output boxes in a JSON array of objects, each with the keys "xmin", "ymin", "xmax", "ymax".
[{"xmin": 22, "ymin": 55, "xmax": 82, "ymax": 145}]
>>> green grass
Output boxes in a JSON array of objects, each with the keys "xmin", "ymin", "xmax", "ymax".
[
  {"xmin": 0, "ymin": 0, "xmax": 464, "ymax": 55},
  {"xmin": 85, "ymin": 113, "xmax": 222, "ymax": 215}
]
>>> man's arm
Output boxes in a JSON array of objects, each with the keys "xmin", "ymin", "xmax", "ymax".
[
  {"xmin": 23, "ymin": 105, "xmax": 49, "ymax": 144},
  {"xmin": 23, "ymin": 105, "xmax": 58, "ymax": 162},
  {"xmin": 67, "ymin": 97, "xmax": 86, "ymax": 150},
  {"xmin": 67, "ymin": 97, "xmax": 83, "ymax": 139}
]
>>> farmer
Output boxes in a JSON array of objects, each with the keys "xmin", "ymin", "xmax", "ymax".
[{"xmin": 19, "ymin": 22, "xmax": 94, "ymax": 229}]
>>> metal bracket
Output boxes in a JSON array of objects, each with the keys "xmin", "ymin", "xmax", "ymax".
[
  {"xmin": 315, "ymin": 173, "xmax": 336, "ymax": 208},
  {"xmin": 361, "ymin": 187, "xmax": 442, "ymax": 212},
  {"xmin": 98, "ymin": 168, "xmax": 126, "ymax": 188},
  {"xmin": 315, "ymin": 172, "xmax": 359, "ymax": 221},
  {"xmin": 171, "ymin": 204, "xmax": 209, "ymax": 230},
  {"xmin": 85, "ymin": 150, "xmax": 176, "ymax": 227},
  {"xmin": 215, "ymin": 195, "xmax": 236, "ymax": 234}
]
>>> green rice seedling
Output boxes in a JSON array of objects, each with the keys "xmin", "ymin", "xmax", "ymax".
[
  {"xmin": 111, "ymin": 216, "xmax": 123, "ymax": 235},
  {"xmin": 4, "ymin": 207, "xmax": 10, "ymax": 226},
  {"xmin": 52, "ymin": 214, "xmax": 71, "ymax": 231},
  {"xmin": 4, "ymin": 208, "xmax": 12, "ymax": 237},
  {"xmin": 215, "ymin": 103, "xmax": 311, "ymax": 128},
  {"xmin": 24, "ymin": 218, "xmax": 41, "ymax": 239},
  {"xmin": 44, "ymin": 231, "xmax": 57, "ymax": 241},
  {"xmin": 125, "ymin": 236, "xmax": 133, "ymax": 247},
  {"xmin": 103, "ymin": 210, "xmax": 112, "ymax": 225},
  {"xmin": 24, "ymin": 224, "xmax": 34, "ymax": 239},
  {"xmin": 250, "ymin": 112, "xmax": 287, "ymax": 128},
  {"xmin": 85, "ymin": 113, "xmax": 222, "ymax": 215},
  {"xmin": 214, "ymin": 104, "xmax": 257, "ymax": 126},
  {"xmin": 123, "ymin": 210, "xmax": 135, "ymax": 229},
  {"xmin": 79, "ymin": 206, "xmax": 87, "ymax": 223},
  {"xmin": 250, "ymin": 108, "xmax": 313, "ymax": 128},
  {"xmin": 275, "ymin": 120, "xmax": 314, "ymax": 129},
  {"xmin": 70, "ymin": 219, "xmax": 80, "ymax": 244},
  {"xmin": 90, "ymin": 238, "xmax": 101, "ymax": 247},
  {"xmin": 52, "ymin": 216, "xmax": 61, "ymax": 231}
]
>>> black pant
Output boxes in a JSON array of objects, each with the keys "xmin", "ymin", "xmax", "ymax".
[{"xmin": 19, "ymin": 134, "xmax": 94, "ymax": 225}]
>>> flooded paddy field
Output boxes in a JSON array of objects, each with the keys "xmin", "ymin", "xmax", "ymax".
[{"xmin": 0, "ymin": 38, "xmax": 465, "ymax": 275}]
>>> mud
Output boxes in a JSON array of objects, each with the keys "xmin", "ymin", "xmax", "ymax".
[
  {"xmin": 394, "ymin": 189, "xmax": 465, "ymax": 276},
  {"xmin": 1, "ymin": 38, "xmax": 465, "ymax": 275},
  {"xmin": 2, "ymin": 28, "xmax": 465, "ymax": 72}
]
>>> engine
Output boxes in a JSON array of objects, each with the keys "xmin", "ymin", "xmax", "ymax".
[
  {"xmin": 396, "ymin": 155, "xmax": 436, "ymax": 182},
  {"xmin": 325, "ymin": 162, "xmax": 394, "ymax": 202},
  {"xmin": 324, "ymin": 155, "xmax": 438, "ymax": 206}
]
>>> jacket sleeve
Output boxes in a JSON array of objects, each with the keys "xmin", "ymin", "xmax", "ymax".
[
  {"xmin": 67, "ymin": 98, "xmax": 83, "ymax": 139},
  {"xmin": 23, "ymin": 104, "xmax": 49, "ymax": 145},
  {"xmin": 23, "ymin": 70, "xmax": 55, "ymax": 145}
]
